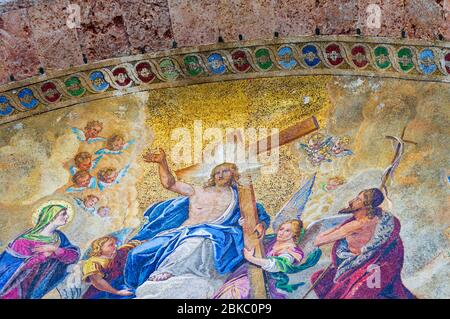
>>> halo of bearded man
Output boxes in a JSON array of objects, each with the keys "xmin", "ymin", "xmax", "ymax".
[{"xmin": 205, "ymin": 162, "xmax": 241, "ymax": 187}]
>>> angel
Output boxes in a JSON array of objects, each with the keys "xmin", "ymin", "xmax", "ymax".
[
  {"xmin": 71, "ymin": 121, "xmax": 106, "ymax": 144},
  {"xmin": 66, "ymin": 170, "xmax": 97, "ymax": 193},
  {"xmin": 96, "ymin": 206, "xmax": 111, "ymax": 218},
  {"xmin": 214, "ymin": 219, "xmax": 322, "ymax": 299},
  {"xmin": 297, "ymin": 133, "xmax": 333, "ymax": 166},
  {"xmin": 97, "ymin": 164, "xmax": 130, "ymax": 191},
  {"xmin": 81, "ymin": 235, "xmax": 143, "ymax": 299},
  {"xmin": 55, "ymin": 228, "xmax": 140, "ymax": 299},
  {"xmin": 329, "ymin": 136, "xmax": 353, "ymax": 158},
  {"xmin": 214, "ymin": 174, "xmax": 322, "ymax": 299},
  {"xmin": 70, "ymin": 152, "xmax": 103, "ymax": 175},
  {"xmin": 319, "ymin": 176, "xmax": 346, "ymax": 192},
  {"xmin": 74, "ymin": 195, "xmax": 99, "ymax": 215},
  {"xmin": 95, "ymin": 134, "xmax": 135, "ymax": 156}
]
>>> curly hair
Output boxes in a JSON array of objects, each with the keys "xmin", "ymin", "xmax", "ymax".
[
  {"xmin": 205, "ymin": 162, "xmax": 240, "ymax": 187},
  {"xmin": 89, "ymin": 236, "xmax": 116, "ymax": 257},
  {"xmin": 72, "ymin": 170, "xmax": 91, "ymax": 184},
  {"xmin": 97, "ymin": 167, "xmax": 117, "ymax": 182},
  {"xmin": 106, "ymin": 134, "xmax": 124, "ymax": 150},
  {"xmin": 280, "ymin": 219, "xmax": 304, "ymax": 242},
  {"xmin": 84, "ymin": 120, "xmax": 103, "ymax": 131},
  {"xmin": 74, "ymin": 152, "xmax": 91, "ymax": 166}
]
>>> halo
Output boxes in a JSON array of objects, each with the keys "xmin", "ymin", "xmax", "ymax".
[{"xmin": 32, "ymin": 199, "xmax": 75, "ymax": 226}]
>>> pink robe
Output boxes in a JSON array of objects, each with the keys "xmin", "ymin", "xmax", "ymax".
[{"xmin": 0, "ymin": 234, "xmax": 79, "ymax": 299}]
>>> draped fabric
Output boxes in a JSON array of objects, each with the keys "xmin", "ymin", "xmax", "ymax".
[
  {"xmin": 0, "ymin": 231, "xmax": 80, "ymax": 299},
  {"xmin": 311, "ymin": 213, "xmax": 415, "ymax": 299},
  {"xmin": 124, "ymin": 187, "xmax": 270, "ymax": 289}
]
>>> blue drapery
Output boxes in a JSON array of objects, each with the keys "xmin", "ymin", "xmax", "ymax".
[
  {"xmin": 124, "ymin": 188, "xmax": 270, "ymax": 289},
  {"xmin": 0, "ymin": 231, "xmax": 79, "ymax": 299}
]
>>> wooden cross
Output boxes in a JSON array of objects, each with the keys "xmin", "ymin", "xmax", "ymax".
[{"xmin": 175, "ymin": 116, "xmax": 320, "ymax": 298}]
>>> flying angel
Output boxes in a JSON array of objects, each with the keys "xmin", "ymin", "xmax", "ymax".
[
  {"xmin": 95, "ymin": 135, "xmax": 135, "ymax": 156},
  {"xmin": 71, "ymin": 121, "xmax": 107, "ymax": 144},
  {"xmin": 97, "ymin": 164, "xmax": 131, "ymax": 191},
  {"xmin": 56, "ymin": 228, "xmax": 136, "ymax": 299}
]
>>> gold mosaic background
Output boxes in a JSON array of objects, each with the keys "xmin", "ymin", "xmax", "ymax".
[{"xmin": 0, "ymin": 75, "xmax": 448, "ymax": 298}]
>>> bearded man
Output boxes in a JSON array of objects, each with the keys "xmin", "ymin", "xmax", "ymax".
[
  {"xmin": 124, "ymin": 149, "xmax": 270, "ymax": 298},
  {"xmin": 311, "ymin": 188, "xmax": 415, "ymax": 299}
]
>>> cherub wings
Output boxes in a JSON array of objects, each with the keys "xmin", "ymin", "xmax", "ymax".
[
  {"xmin": 272, "ymin": 174, "xmax": 316, "ymax": 232},
  {"xmin": 71, "ymin": 127, "xmax": 106, "ymax": 144},
  {"xmin": 95, "ymin": 139, "xmax": 135, "ymax": 155}
]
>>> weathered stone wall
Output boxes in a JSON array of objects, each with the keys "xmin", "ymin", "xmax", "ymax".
[{"xmin": 0, "ymin": 0, "xmax": 448, "ymax": 85}]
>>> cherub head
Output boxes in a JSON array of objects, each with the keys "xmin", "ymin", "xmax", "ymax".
[
  {"xmin": 83, "ymin": 194, "xmax": 99, "ymax": 208},
  {"xmin": 308, "ymin": 133, "xmax": 326, "ymax": 150},
  {"xmin": 97, "ymin": 206, "xmax": 111, "ymax": 218},
  {"xmin": 206, "ymin": 162, "xmax": 240, "ymax": 188},
  {"xmin": 98, "ymin": 168, "xmax": 118, "ymax": 184},
  {"xmin": 74, "ymin": 152, "xmax": 92, "ymax": 170},
  {"xmin": 326, "ymin": 176, "xmax": 346, "ymax": 191},
  {"xmin": 89, "ymin": 235, "xmax": 117, "ymax": 258},
  {"xmin": 277, "ymin": 219, "xmax": 303, "ymax": 244},
  {"xmin": 331, "ymin": 136, "xmax": 350, "ymax": 155},
  {"xmin": 84, "ymin": 120, "xmax": 103, "ymax": 140},
  {"xmin": 72, "ymin": 170, "xmax": 93, "ymax": 188},
  {"xmin": 106, "ymin": 134, "xmax": 125, "ymax": 151}
]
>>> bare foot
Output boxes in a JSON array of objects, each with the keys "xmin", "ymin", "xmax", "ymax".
[{"xmin": 149, "ymin": 272, "xmax": 173, "ymax": 281}]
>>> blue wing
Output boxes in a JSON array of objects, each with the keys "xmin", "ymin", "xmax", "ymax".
[
  {"xmin": 273, "ymin": 174, "xmax": 316, "ymax": 231},
  {"xmin": 95, "ymin": 148, "xmax": 123, "ymax": 155},
  {"xmin": 97, "ymin": 180, "xmax": 106, "ymax": 191},
  {"xmin": 69, "ymin": 166, "xmax": 77, "ymax": 176},
  {"xmin": 74, "ymin": 197, "xmax": 84, "ymax": 208},
  {"xmin": 66, "ymin": 186, "xmax": 86, "ymax": 193},
  {"xmin": 91, "ymin": 155, "xmax": 103, "ymax": 169},
  {"xmin": 115, "ymin": 164, "xmax": 131, "ymax": 184},
  {"xmin": 71, "ymin": 127, "xmax": 86, "ymax": 142},
  {"xmin": 122, "ymin": 139, "xmax": 136, "ymax": 150},
  {"xmin": 87, "ymin": 137, "xmax": 107, "ymax": 144},
  {"xmin": 321, "ymin": 136, "xmax": 333, "ymax": 148},
  {"xmin": 88, "ymin": 177, "xmax": 97, "ymax": 189},
  {"xmin": 335, "ymin": 149, "xmax": 353, "ymax": 157}
]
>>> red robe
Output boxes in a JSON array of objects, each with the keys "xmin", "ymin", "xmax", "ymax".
[{"xmin": 311, "ymin": 213, "xmax": 415, "ymax": 299}]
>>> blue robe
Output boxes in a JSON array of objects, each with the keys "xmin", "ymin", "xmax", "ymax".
[
  {"xmin": 124, "ymin": 188, "xmax": 270, "ymax": 289},
  {"xmin": 0, "ymin": 231, "xmax": 80, "ymax": 299}
]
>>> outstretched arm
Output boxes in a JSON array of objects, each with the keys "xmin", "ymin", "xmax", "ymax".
[
  {"xmin": 89, "ymin": 274, "xmax": 133, "ymax": 296},
  {"xmin": 143, "ymin": 148, "xmax": 194, "ymax": 196},
  {"xmin": 314, "ymin": 220, "xmax": 361, "ymax": 247}
]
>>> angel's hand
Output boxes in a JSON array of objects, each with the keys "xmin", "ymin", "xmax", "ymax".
[{"xmin": 243, "ymin": 247, "xmax": 255, "ymax": 261}]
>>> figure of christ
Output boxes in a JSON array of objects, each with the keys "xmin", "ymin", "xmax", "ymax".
[
  {"xmin": 123, "ymin": 148, "xmax": 270, "ymax": 299},
  {"xmin": 311, "ymin": 188, "xmax": 415, "ymax": 299}
]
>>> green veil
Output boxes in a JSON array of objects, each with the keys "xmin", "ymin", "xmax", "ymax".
[{"xmin": 21, "ymin": 204, "xmax": 66, "ymax": 243}]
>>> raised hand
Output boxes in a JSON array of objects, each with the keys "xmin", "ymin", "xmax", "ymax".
[{"xmin": 142, "ymin": 148, "xmax": 166, "ymax": 164}]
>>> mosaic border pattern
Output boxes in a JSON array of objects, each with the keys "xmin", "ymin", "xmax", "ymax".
[{"xmin": 0, "ymin": 36, "xmax": 449, "ymax": 124}]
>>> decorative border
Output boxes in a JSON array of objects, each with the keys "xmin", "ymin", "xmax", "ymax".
[{"xmin": 0, "ymin": 36, "xmax": 449, "ymax": 125}]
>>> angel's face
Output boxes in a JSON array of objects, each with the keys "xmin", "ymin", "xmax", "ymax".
[
  {"xmin": 84, "ymin": 196, "xmax": 99, "ymax": 208},
  {"xmin": 102, "ymin": 171, "xmax": 118, "ymax": 183},
  {"xmin": 77, "ymin": 157, "xmax": 92, "ymax": 170},
  {"xmin": 277, "ymin": 223, "xmax": 294, "ymax": 242},
  {"xmin": 101, "ymin": 238, "xmax": 117, "ymax": 257},
  {"xmin": 85, "ymin": 125, "xmax": 102, "ymax": 139},
  {"xmin": 111, "ymin": 137, "xmax": 125, "ymax": 151}
]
